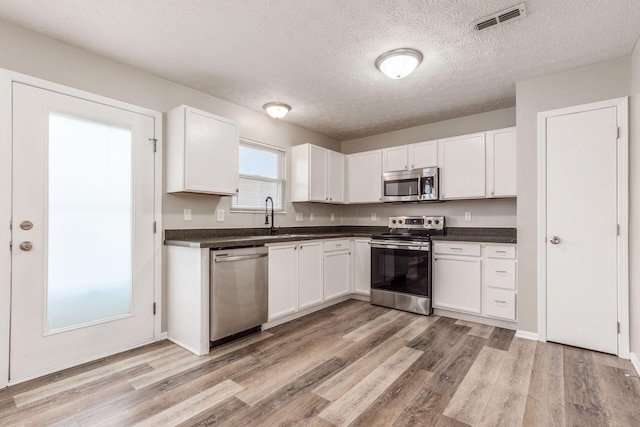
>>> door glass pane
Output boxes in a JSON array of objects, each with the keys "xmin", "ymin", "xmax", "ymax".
[
  {"xmin": 384, "ymin": 178, "xmax": 419, "ymax": 196},
  {"xmin": 47, "ymin": 112, "xmax": 132, "ymax": 331}
]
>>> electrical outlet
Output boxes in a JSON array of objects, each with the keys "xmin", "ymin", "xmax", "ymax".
[
  {"xmin": 465, "ymin": 212, "xmax": 472, "ymax": 222},
  {"xmin": 310, "ymin": 213, "xmax": 315, "ymax": 222},
  {"xmin": 184, "ymin": 209, "xmax": 192, "ymax": 221},
  {"xmin": 296, "ymin": 212, "xmax": 303, "ymax": 222},
  {"xmin": 216, "ymin": 209, "xmax": 224, "ymax": 222},
  {"xmin": 371, "ymin": 212, "xmax": 377, "ymax": 221},
  {"xmin": 331, "ymin": 213, "xmax": 335, "ymax": 222}
]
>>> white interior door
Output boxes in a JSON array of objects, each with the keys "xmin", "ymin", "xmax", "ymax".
[
  {"xmin": 545, "ymin": 106, "xmax": 619, "ymax": 355},
  {"xmin": 10, "ymin": 83, "xmax": 156, "ymax": 382}
]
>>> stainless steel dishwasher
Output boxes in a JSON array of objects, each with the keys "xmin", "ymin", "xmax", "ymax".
[{"xmin": 210, "ymin": 246, "xmax": 268, "ymax": 345}]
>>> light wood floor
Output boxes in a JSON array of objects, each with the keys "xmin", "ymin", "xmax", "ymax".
[{"xmin": 1, "ymin": 300, "xmax": 639, "ymax": 426}]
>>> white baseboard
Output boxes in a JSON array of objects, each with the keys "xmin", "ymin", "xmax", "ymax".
[
  {"xmin": 262, "ymin": 295, "xmax": 353, "ymax": 330},
  {"xmin": 630, "ymin": 352, "xmax": 640, "ymax": 375},
  {"xmin": 515, "ymin": 330, "xmax": 539, "ymax": 341},
  {"xmin": 158, "ymin": 332, "xmax": 168, "ymax": 340}
]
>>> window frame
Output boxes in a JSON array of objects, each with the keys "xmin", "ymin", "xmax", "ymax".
[{"xmin": 231, "ymin": 138, "xmax": 287, "ymax": 213}]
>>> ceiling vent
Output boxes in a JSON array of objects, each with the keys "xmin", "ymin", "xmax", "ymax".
[{"xmin": 473, "ymin": 3, "xmax": 527, "ymax": 31}]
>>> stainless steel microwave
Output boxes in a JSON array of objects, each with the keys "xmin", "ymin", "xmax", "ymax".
[{"xmin": 381, "ymin": 167, "xmax": 439, "ymax": 202}]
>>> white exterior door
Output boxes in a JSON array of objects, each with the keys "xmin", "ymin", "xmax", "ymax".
[
  {"xmin": 544, "ymin": 104, "xmax": 621, "ymax": 355},
  {"xmin": 10, "ymin": 83, "xmax": 157, "ymax": 382}
]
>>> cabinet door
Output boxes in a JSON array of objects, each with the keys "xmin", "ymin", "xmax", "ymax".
[
  {"xmin": 346, "ymin": 150, "xmax": 383, "ymax": 203},
  {"xmin": 433, "ymin": 256, "xmax": 481, "ymax": 313},
  {"xmin": 268, "ymin": 245, "xmax": 298, "ymax": 320},
  {"xmin": 328, "ymin": 150, "xmax": 345, "ymax": 203},
  {"xmin": 486, "ymin": 128, "xmax": 516, "ymax": 197},
  {"xmin": 409, "ymin": 141, "xmax": 438, "ymax": 169},
  {"xmin": 324, "ymin": 250, "xmax": 351, "ymax": 300},
  {"xmin": 439, "ymin": 134, "xmax": 486, "ymax": 199},
  {"xmin": 383, "ymin": 146, "xmax": 409, "ymax": 172},
  {"xmin": 309, "ymin": 145, "xmax": 327, "ymax": 202},
  {"xmin": 184, "ymin": 108, "xmax": 239, "ymax": 194},
  {"xmin": 353, "ymin": 239, "xmax": 371, "ymax": 295},
  {"xmin": 298, "ymin": 242, "xmax": 323, "ymax": 309}
]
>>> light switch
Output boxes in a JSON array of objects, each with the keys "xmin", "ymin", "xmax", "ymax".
[
  {"xmin": 310, "ymin": 213, "xmax": 315, "ymax": 222},
  {"xmin": 217, "ymin": 209, "xmax": 224, "ymax": 222},
  {"xmin": 184, "ymin": 209, "xmax": 192, "ymax": 221},
  {"xmin": 296, "ymin": 212, "xmax": 303, "ymax": 222},
  {"xmin": 371, "ymin": 213, "xmax": 377, "ymax": 221},
  {"xmin": 465, "ymin": 212, "xmax": 472, "ymax": 222},
  {"xmin": 331, "ymin": 213, "xmax": 335, "ymax": 222}
]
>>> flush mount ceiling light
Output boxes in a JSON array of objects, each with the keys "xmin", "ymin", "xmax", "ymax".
[
  {"xmin": 375, "ymin": 48, "xmax": 423, "ymax": 79},
  {"xmin": 263, "ymin": 102, "xmax": 291, "ymax": 119}
]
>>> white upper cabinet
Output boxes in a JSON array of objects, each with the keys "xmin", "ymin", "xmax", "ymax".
[
  {"xmin": 409, "ymin": 140, "xmax": 438, "ymax": 170},
  {"xmin": 166, "ymin": 105, "xmax": 239, "ymax": 195},
  {"xmin": 438, "ymin": 133, "xmax": 486, "ymax": 199},
  {"xmin": 346, "ymin": 150, "xmax": 383, "ymax": 203},
  {"xmin": 383, "ymin": 146, "xmax": 409, "ymax": 172},
  {"xmin": 292, "ymin": 143, "xmax": 344, "ymax": 203},
  {"xmin": 486, "ymin": 127, "xmax": 517, "ymax": 198},
  {"xmin": 382, "ymin": 140, "xmax": 438, "ymax": 172}
]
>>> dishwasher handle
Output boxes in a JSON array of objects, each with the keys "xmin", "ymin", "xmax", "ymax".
[{"xmin": 215, "ymin": 253, "xmax": 268, "ymax": 263}]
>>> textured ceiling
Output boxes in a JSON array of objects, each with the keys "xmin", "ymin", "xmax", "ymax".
[{"xmin": 0, "ymin": 0, "xmax": 639, "ymax": 141}]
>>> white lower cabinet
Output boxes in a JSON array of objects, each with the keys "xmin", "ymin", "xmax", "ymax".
[
  {"xmin": 433, "ymin": 255, "xmax": 482, "ymax": 313},
  {"xmin": 433, "ymin": 241, "xmax": 517, "ymax": 323},
  {"xmin": 353, "ymin": 239, "xmax": 371, "ymax": 295},
  {"xmin": 267, "ymin": 244, "xmax": 298, "ymax": 320},
  {"xmin": 298, "ymin": 241, "xmax": 323, "ymax": 309},
  {"xmin": 323, "ymin": 245, "xmax": 351, "ymax": 301}
]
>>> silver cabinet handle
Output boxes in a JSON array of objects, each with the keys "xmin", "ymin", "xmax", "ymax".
[
  {"xmin": 19, "ymin": 241, "xmax": 33, "ymax": 251},
  {"xmin": 495, "ymin": 300, "xmax": 507, "ymax": 304},
  {"xmin": 214, "ymin": 253, "xmax": 268, "ymax": 262},
  {"xmin": 550, "ymin": 236, "xmax": 561, "ymax": 245},
  {"xmin": 451, "ymin": 247, "xmax": 463, "ymax": 251},
  {"xmin": 495, "ymin": 270, "xmax": 507, "ymax": 273},
  {"xmin": 495, "ymin": 250, "xmax": 507, "ymax": 254}
]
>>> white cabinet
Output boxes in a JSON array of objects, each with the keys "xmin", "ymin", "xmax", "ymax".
[
  {"xmin": 433, "ymin": 252, "xmax": 482, "ymax": 314},
  {"xmin": 438, "ymin": 133, "xmax": 486, "ymax": 199},
  {"xmin": 167, "ymin": 105, "xmax": 239, "ymax": 195},
  {"xmin": 267, "ymin": 244, "xmax": 298, "ymax": 320},
  {"xmin": 353, "ymin": 239, "xmax": 371, "ymax": 295},
  {"xmin": 292, "ymin": 144, "xmax": 344, "ymax": 203},
  {"xmin": 323, "ymin": 240, "xmax": 351, "ymax": 301},
  {"xmin": 483, "ymin": 244, "xmax": 517, "ymax": 320},
  {"xmin": 346, "ymin": 150, "xmax": 383, "ymax": 203},
  {"xmin": 298, "ymin": 241, "xmax": 323, "ymax": 309},
  {"xmin": 383, "ymin": 146, "xmax": 410, "ymax": 172},
  {"xmin": 382, "ymin": 141, "xmax": 438, "ymax": 172},
  {"xmin": 486, "ymin": 127, "xmax": 517, "ymax": 198}
]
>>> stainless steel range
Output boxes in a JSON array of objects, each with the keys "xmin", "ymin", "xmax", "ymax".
[{"xmin": 370, "ymin": 216, "xmax": 444, "ymax": 315}]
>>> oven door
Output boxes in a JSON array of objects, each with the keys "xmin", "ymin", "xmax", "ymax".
[
  {"xmin": 370, "ymin": 242, "xmax": 432, "ymax": 298},
  {"xmin": 382, "ymin": 172, "xmax": 421, "ymax": 202}
]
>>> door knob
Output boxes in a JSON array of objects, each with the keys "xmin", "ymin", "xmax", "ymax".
[
  {"xmin": 19, "ymin": 241, "xmax": 33, "ymax": 251},
  {"xmin": 20, "ymin": 221, "xmax": 33, "ymax": 230},
  {"xmin": 549, "ymin": 236, "xmax": 561, "ymax": 245}
]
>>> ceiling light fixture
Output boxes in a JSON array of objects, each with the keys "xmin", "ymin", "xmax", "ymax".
[
  {"xmin": 375, "ymin": 48, "xmax": 423, "ymax": 79},
  {"xmin": 263, "ymin": 102, "xmax": 291, "ymax": 119}
]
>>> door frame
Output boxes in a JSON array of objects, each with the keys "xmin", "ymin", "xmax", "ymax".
[
  {"xmin": 537, "ymin": 97, "xmax": 629, "ymax": 358},
  {"xmin": 0, "ymin": 69, "xmax": 164, "ymax": 388}
]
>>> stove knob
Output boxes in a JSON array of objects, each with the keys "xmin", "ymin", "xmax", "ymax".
[
  {"xmin": 427, "ymin": 220, "xmax": 432, "ymax": 225},
  {"xmin": 398, "ymin": 220, "xmax": 403, "ymax": 224},
  {"xmin": 391, "ymin": 220, "xmax": 397, "ymax": 224},
  {"xmin": 434, "ymin": 219, "xmax": 440, "ymax": 225}
]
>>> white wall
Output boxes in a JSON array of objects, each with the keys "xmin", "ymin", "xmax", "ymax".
[
  {"xmin": 630, "ymin": 39, "xmax": 640, "ymax": 364},
  {"xmin": 340, "ymin": 107, "xmax": 517, "ymax": 228},
  {"xmin": 515, "ymin": 56, "xmax": 632, "ymax": 334}
]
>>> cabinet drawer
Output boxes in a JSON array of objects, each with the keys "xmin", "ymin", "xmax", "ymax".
[
  {"xmin": 323, "ymin": 240, "xmax": 350, "ymax": 252},
  {"xmin": 485, "ymin": 245, "xmax": 516, "ymax": 259},
  {"xmin": 484, "ymin": 259, "xmax": 516, "ymax": 290},
  {"xmin": 483, "ymin": 288, "xmax": 516, "ymax": 320},
  {"xmin": 433, "ymin": 242, "xmax": 481, "ymax": 257}
]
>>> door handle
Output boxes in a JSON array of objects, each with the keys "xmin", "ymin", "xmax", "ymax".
[
  {"xmin": 19, "ymin": 241, "xmax": 33, "ymax": 251},
  {"xmin": 549, "ymin": 236, "xmax": 561, "ymax": 245},
  {"xmin": 20, "ymin": 221, "xmax": 33, "ymax": 230}
]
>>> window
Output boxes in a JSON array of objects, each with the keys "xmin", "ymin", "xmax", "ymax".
[{"xmin": 232, "ymin": 139, "xmax": 286, "ymax": 211}]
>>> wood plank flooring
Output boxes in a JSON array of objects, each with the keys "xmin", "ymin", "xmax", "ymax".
[{"xmin": 1, "ymin": 299, "xmax": 639, "ymax": 426}]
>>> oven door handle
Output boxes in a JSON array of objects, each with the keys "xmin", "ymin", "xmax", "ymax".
[{"xmin": 370, "ymin": 242, "xmax": 430, "ymax": 251}]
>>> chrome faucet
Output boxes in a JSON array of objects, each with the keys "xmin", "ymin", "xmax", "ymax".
[{"xmin": 265, "ymin": 196, "xmax": 279, "ymax": 235}]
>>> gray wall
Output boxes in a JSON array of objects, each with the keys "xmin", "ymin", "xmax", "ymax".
[
  {"xmin": 515, "ymin": 56, "xmax": 632, "ymax": 334},
  {"xmin": 341, "ymin": 107, "xmax": 516, "ymax": 154},
  {"xmin": 339, "ymin": 108, "xmax": 517, "ymax": 228},
  {"xmin": 630, "ymin": 41, "xmax": 640, "ymax": 360},
  {"xmin": 0, "ymin": 19, "xmax": 341, "ymax": 233}
]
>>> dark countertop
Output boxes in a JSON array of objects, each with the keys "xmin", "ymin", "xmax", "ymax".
[{"xmin": 164, "ymin": 226, "xmax": 516, "ymax": 249}]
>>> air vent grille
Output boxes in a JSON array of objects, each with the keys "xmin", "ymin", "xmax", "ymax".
[{"xmin": 473, "ymin": 3, "xmax": 526, "ymax": 31}]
